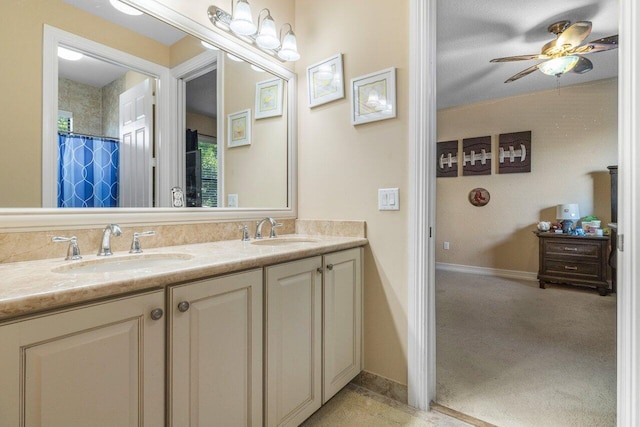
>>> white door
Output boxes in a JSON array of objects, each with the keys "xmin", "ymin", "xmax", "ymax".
[
  {"xmin": 168, "ymin": 270, "xmax": 263, "ymax": 426},
  {"xmin": 0, "ymin": 291, "xmax": 165, "ymax": 427},
  {"xmin": 265, "ymin": 257, "xmax": 323, "ymax": 427},
  {"xmin": 119, "ymin": 78, "xmax": 153, "ymax": 207},
  {"xmin": 323, "ymin": 248, "xmax": 363, "ymax": 403}
]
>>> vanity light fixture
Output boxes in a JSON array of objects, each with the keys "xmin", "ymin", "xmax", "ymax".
[
  {"xmin": 201, "ymin": 40, "xmax": 219, "ymax": 50},
  {"xmin": 207, "ymin": 4, "xmax": 300, "ymax": 62},
  {"xmin": 250, "ymin": 64, "xmax": 265, "ymax": 73},
  {"xmin": 278, "ymin": 24, "xmax": 300, "ymax": 61},
  {"xmin": 58, "ymin": 46, "xmax": 83, "ymax": 61},
  {"xmin": 226, "ymin": 53, "xmax": 244, "ymax": 62},
  {"xmin": 229, "ymin": 0, "xmax": 256, "ymax": 36},
  {"xmin": 109, "ymin": 0, "xmax": 143, "ymax": 16},
  {"xmin": 256, "ymin": 9, "xmax": 280, "ymax": 50}
]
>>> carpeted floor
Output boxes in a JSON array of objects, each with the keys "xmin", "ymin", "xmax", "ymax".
[{"xmin": 436, "ymin": 270, "xmax": 617, "ymax": 427}]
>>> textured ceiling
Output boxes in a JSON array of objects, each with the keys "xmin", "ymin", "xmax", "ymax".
[{"xmin": 436, "ymin": 0, "xmax": 619, "ymax": 109}]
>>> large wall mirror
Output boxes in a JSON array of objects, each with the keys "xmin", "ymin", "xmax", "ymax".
[{"xmin": 0, "ymin": 0, "xmax": 296, "ymax": 229}]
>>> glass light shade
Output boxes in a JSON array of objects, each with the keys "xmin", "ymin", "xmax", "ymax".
[
  {"xmin": 278, "ymin": 30, "xmax": 300, "ymax": 61},
  {"xmin": 251, "ymin": 64, "xmax": 265, "ymax": 73},
  {"xmin": 539, "ymin": 56, "xmax": 580, "ymax": 76},
  {"xmin": 58, "ymin": 46, "xmax": 83, "ymax": 61},
  {"xmin": 200, "ymin": 40, "xmax": 218, "ymax": 50},
  {"xmin": 226, "ymin": 53, "xmax": 244, "ymax": 62},
  {"xmin": 556, "ymin": 203, "xmax": 580, "ymax": 220},
  {"xmin": 256, "ymin": 15, "xmax": 280, "ymax": 50},
  {"xmin": 109, "ymin": 0, "xmax": 143, "ymax": 16},
  {"xmin": 230, "ymin": 0, "xmax": 257, "ymax": 36}
]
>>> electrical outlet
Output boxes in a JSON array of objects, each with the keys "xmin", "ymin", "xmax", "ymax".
[
  {"xmin": 444, "ymin": 241, "xmax": 450, "ymax": 250},
  {"xmin": 227, "ymin": 194, "xmax": 238, "ymax": 207}
]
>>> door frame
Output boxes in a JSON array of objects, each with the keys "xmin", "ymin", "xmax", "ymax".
[{"xmin": 407, "ymin": 1, "xmax": 640, "ymax": 425}]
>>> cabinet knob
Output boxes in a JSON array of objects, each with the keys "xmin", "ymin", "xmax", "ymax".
[
  {"xmin": 177, "ymin": 301, "xmax": 190, "ymax": 312},
  {"xmin": 150, "ymin": 308, "xmax": 164, "ymax": 320},
  {"xmin": 326, "ymin": 264, "xmax": 334, "ymax": 271},
  {"xmin": 316, "ymin": 267, "xmax": 323, "ymax": 274}
]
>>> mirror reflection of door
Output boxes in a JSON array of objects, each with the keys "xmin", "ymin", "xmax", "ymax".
[
  {"xmin": 185, "ymin": 68, "xmax": 220, "ymax": 207},
  {"xmin": 57, "ymin": 49, "xmax": 156, "ymax": 208}
]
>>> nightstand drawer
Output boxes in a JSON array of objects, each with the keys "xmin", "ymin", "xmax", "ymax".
[
  {"xmin": 544, "ymin": 241, "xmax": 600, "ymax": 259},
  {"xmin": 543, "ymin": 259, "xmax": 601, "ymax": 279}
]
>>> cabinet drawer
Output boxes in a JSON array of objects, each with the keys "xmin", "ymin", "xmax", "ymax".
[
  {"xmin": 543, "ymin": 259, "xmax": 601, "ymax": 279},
  {"xmin": 544, "ymin": 240, "xmax": 600, "ymax": 259}
]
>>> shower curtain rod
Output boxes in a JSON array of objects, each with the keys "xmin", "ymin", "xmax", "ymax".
[{"xmin": 58, "ymin": 130, "xmax": 120, "ymax": 141}]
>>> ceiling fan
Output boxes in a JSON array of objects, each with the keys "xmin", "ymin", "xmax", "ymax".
[{"xmin": 490, "ymin": 20, "xmax": 618, "ymax": 83}]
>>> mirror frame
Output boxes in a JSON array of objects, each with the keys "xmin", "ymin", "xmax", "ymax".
[{"xmin": 0, "ymin": 0, "xmax": 297, "ymax": 231}]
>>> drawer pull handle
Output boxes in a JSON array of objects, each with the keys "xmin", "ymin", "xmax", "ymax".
[
  {"xmin": 563, "ymin": 247, "xmax": 579, "ymax": 251},
  {"xmin": 564, "ymin": 266, "xmax": 579, "ymax": 271}
]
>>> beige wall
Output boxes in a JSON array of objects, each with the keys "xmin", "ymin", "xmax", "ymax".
[
  {"xmin": 0, "ymin": 0, "xmax": 172, "ymax": 207},
  {"xmin": 436, "ymin": 79, "xmax": 618, "ymax": 272},
  {"xmin": 186, "ymin": 112, "xmax": 217, "ymax": 138},
  {"xmin": 295, "ymin": 0, "xmax": 410, "ymax": 384},
  {"xmin": 223, "ymin": 57, "xmax": 288, "ymax": 208}
]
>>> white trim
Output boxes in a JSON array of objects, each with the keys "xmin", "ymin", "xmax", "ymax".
[
  {"xmin": 617, "ymin": 0, "xmax": 640, "ymax": 424},
  {"xmin": 408, "ymin": 0, "xmax": 437, "ymax": 411},
  {"xmin": 436, "ymin": 263, "xmax": 538, "ymax": 282},
  {"xmin": 42, "ymin": 26, "xmax": 173, "ymax": 207}
]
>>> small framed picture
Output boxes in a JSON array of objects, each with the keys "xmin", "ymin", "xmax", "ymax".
[
  {"xmin": 255, "ymin": 78, "xmax": 283, "ymax": 119},
  {"xmin": 227, "ymin": 109, "xmax": 251, "ymax": 148},
  {"xmin": 307, "ymin": 53, "xmax": 345, "ymax": 108},
  {"xmin": 350, "ymin": 67, "xmax": 396, "ymax": 125}
]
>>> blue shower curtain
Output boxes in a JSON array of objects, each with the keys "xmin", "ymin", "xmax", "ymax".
[{"xmin": 57, "ymin": 132, "xmax": 119, "ymax": 208}]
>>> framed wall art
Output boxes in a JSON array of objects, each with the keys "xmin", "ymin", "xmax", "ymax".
[
  {"xmin": 462, "ymin": 136, "xmax": 492, "ymax": 176},
  {"xmin": 437, "ymin": 140, "xmax": 459, "ymax": 178},
  {"xmin": 227, "ymin": 109, "xmax": 251, "ymax": 148},
  {"xmin": 350, "ymin": 67, "xmax": 396, "ymax": 125},
  {"xmin": 255, "ymin": 78, "xmax": 283, "ymax": 119},
  {"xmin": 307, "ymin": 53, "xmax": 344, "ymax": 108},
  {"xmin": 498, "ymin": 131, "xmax": 531, "ymax": 174}
]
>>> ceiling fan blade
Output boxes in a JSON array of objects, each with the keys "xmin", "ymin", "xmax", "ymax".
[
  {"xmin": 557, "ymin": 21, "xmax": 592, "ymax": 49},
  {"xmin": 571, "ymin": 35, "xmax": 619, "ymax": 54},
  {"xmin": 505, "ymin": 64, "xmax": 541, "ymax": 83},
  {"xmin": 572, "ymin": 56, "xmax": 593, "ymax": 74},
  {"xmin": 490, "ymin": 54, "xmax": 547, "ymax": 63}
]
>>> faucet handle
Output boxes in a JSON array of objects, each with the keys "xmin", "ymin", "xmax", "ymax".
[
  {"xmin": 239, "ymin": 225, "xmax": 250, "ymax": 242},
  {"xmin": 270, "ymin": 223, "xmax": 283, "ymax": 238},
  {"xmin": 130, "ymin": 231, "xmax": 155, "ymax": 254},
  {"xmin": 52, "ymin": 236, "xmax": 82, "ymax": 261}
]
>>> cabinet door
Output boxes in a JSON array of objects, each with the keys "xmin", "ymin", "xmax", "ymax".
[
  {"xmin": 265, "ymin": 257, "xmax": 323, "ymax": 427},
  {"xmin": 0, "ymin": 290, "xmax": 165, "ymax": 427},
  {"xmin": 323, "ymin": 248, "xmax": 363, "ymax": 403},
  {"xmin": 169, "ymin": 269, "xmax": 263, "ymax": 427}
]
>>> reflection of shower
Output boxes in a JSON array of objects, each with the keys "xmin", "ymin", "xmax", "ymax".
[{"xmin": 57, "ymin": 132, "xmax": 119, "ymax": 208}]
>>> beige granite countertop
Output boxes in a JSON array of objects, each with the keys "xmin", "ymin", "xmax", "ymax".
[{"xmin": 0, "ymin": 234, "xmax": 367, "ymax": 321}]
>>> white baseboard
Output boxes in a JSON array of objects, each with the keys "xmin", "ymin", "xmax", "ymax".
[{"xmin": 436, "ymin": 262, "xmax": 538, "ymax": 282}]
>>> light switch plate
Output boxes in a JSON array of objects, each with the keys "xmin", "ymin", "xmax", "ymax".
[
  {"xmin": 378, "ymin": 188, "xmax": 400, "ymax": 211},
  {"xmin": 228, "ymin": 194, "xmax": 238, "ymax": 207}
]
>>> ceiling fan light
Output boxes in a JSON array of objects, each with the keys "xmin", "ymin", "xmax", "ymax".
[
  {"xmin": 230, "ymin": 0, "xmax": 257, "ymax": 36},
  {"xmin": 539, "ymin": 55, "xmax": 580, "ymax": 76}
]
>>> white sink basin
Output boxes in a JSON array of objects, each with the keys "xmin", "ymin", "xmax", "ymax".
[
  {"xmin": 52, "ymin": 253, "xmax": 194, "ymax": 274},
  {"xmin": 251, "ymin": 237, "xmax": 319, "ymax": 246}
]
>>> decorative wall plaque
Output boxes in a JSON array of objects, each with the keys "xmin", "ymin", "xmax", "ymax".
[
  {"xmin": 436, "ymin": 140, "xmax": 459, "ymax": 178},
  {"xmin": 462, "ymin": 136, "xmax": 492, "ymax": 176},
  {"xmin": 468, "ymin": 188, "xmax": 490, "ymax": 206},
  {"xmin": 498, "ymin": 131, "xmax": 531, "ymax": 174}
]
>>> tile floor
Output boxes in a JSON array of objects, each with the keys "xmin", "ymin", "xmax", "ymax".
[{"xmin": 301, "ymin": 384, "xmax": 471, "ymax": 427}]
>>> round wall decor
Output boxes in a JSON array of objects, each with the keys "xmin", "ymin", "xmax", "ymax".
[{"xmin": 469, "ymin": 188, "xmax": 490, "ymax": 207}]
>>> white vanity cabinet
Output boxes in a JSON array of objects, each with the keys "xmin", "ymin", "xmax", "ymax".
[
  {"xmin": 168, "ymin": 269, "xmax": 263, "ymax": 427},
  {"xmin": 322, "ymin": 247, "xmax": 363, "ymax": 403},
  {"xmin": 0, "ymin": 290, "xmax": 165, "ymax": 427},
  {"xmin": 265, "ymin": 248, "xmax": 362, "ymax": 427}
]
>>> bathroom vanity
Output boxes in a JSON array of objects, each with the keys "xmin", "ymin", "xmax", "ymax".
[{"xmin": 0, "ymin": 235, "xmax": 365, "ymax": 426}]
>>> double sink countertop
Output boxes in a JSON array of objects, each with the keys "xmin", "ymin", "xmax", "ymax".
[{"xmin": 0, "ymin": 234, "xmax": 367, "ymax": 321}]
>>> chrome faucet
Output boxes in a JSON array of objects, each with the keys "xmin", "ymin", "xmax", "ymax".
[
  {"xmin": 98, "ymin": 224, "xmax": 122, "ymax": 256},
  {"xmin": 255, "ymin": 217, "xmax": 282, "ymax": 239}
]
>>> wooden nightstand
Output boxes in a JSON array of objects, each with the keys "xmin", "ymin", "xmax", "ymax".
[{"xmin": 535, "ymin": 232, "xmax": 611, "ymax": 296}]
